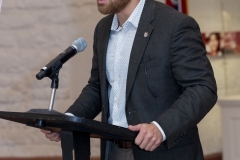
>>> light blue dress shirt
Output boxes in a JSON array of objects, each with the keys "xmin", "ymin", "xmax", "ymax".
[{"xmin": 106, "ymin": 0, "xmax": 166, "ymax": 141}]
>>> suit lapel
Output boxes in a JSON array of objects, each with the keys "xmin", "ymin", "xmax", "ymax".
[
  {"xmin": 97, "ymin": 15, "xmax": 113, "ymax": 121},
  {"xmin": 126, "ymin": 0, "xmax": 155, "ymax": 103}
]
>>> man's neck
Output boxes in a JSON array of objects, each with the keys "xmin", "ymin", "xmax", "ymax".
[{"xmin": 116, "ymin": 0, "xmax": 140, "ymax": 27}]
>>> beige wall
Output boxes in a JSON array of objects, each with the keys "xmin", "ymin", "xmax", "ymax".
[
  {"xmin": 0, "ymin": 0, "xmax": 239, "ymax": 157},
  {"xmin": 0, "ymin": 0, "xmax": 103, "ymax": 157}
]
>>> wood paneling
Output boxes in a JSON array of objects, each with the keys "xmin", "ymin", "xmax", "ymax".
[{"xmin": 204, "ymin": 153, "xmax": 222, "ymax": 160}]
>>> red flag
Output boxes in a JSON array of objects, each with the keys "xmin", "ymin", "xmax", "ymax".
[{"xmin": 166, "ymin": 0, "xmax": 188, "ymax": 14}]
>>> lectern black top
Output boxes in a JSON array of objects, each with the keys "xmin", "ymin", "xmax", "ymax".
[{"xmin": 0, "ymin": 109, "xmax": 137, "ymax": 141}]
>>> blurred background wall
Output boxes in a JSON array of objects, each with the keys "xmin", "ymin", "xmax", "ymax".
[{"xmin": 0, "ymin": 0, "xmax": 239, "ymax": 158}]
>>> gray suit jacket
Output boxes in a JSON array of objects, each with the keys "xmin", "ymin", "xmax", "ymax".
[{"xmin": 67, "ymin": 0, "xmax": 217, "ymax": 159}]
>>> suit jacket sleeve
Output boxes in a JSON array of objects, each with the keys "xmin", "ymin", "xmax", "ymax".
[
  {"xmin": 66, "ymin": 24, "xmax": 102, "ymax": 119},
  {"xmin": 155, "ymin": 16, "xmax": 218, "ymax": 149}
]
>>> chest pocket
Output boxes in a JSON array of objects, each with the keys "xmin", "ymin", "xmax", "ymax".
[
  {"xmin": 145, "ymin": 58, "xmax": 162, "ymax": 70},
  {"xmin": 138, "ymin": 58, "xmax": 162, "ymax": 72},
  {"xmin": 139, "ymin": 58, "xmax": 162, "ymax": 97}
]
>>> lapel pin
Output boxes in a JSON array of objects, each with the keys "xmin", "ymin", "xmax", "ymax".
[{"xmin": 144, "ymin": 32, "xmax": 149, "ymax": 38}]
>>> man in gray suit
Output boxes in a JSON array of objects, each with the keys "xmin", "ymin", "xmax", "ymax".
[{"xmin": 42, "ymin": 0, "xmax": 217, "ymax": 159}]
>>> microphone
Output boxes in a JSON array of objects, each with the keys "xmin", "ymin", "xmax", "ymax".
[{"xmin": 36, "ymin": 38, "xmax": 87, "ymax": 80}]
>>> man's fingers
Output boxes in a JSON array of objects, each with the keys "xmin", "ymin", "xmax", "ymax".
[
  {"xmin": 128, "ymin": 124, "xmax": 142, "ymax": 131},
  {"xmin": 149, "ymin": 138, "xmax": 161, "ymax": 152},
  {"xmin": 149, "ymin": 144, "xmax": 158, "ymax": 152},
  {"xmin": 132, "ymin": 123, "xmax": 163, "ymax": 152},
  {"xmin": 40, "ymin": 129, "xmax": 61, "ymax": 142},
  {"xmin": 139, "ymin": 137, "xmax": 150, "ymax": 149},
  {"xmin": 134, "ymin": 124, "xmax": 147, "ymax": 145},
  {"xmin": 144, "ymin": 136, "xmax": 159, "ymax": 151},
  {"xmin": 45, "ymin": 132, "xmax": 55, "ymax": 139},
  {"xmin": 139, "ymin": 131, "xmax": 154, "ymax": 150},
  {"xmin": 50, "ymin": 134, "xmax": 61, "ymax": 142},
  {"xmin": 43, "ymin": 132, "xmax": 61, "ymax": 142},
  {"xmin": 143, "ymin": 136, "xmax": 155, "ymax": 151},
  {"xmin": 41, "ymin": 129, "xmax": 51, "ymax": 134},
  {"xmin": 147, "ymin": 134, "xmax": 161, "ymax": 151},
  {"xmin": 46, "ymin": 132, "xmax": 59, "ymax": 139},
  {"xmin": 56, "ymin": 135, "xmax": 61, "ymax": 142},
  {"xmin": 134, "ymin": 132, "xmax": 144, "ymax": 146}
]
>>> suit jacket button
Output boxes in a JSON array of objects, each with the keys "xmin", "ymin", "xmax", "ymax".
[{"xmin": 128, "ymin": 111, "xmax": 135, "ymax": 115}]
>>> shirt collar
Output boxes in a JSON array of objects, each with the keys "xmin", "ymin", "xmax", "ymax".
[{"xmin": 111, "ymin": 0, "xmax": 146, "ymax": 31}]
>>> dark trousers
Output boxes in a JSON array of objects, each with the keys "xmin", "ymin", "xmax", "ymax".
[{"xmin": 107, "ymin": 141, "xmax": 135, "ymax": 160}]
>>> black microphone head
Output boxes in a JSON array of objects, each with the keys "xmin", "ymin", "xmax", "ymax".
[
  {"xmin": 36, "ymin": 70, "xmax": 46, "ymax": 80},
  {"xmin": 72, "ymin": 38, "xmax": 87, "ymax": 53}
]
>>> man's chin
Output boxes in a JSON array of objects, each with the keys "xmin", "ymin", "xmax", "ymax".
[
  {"xmin": 97, "ymin": 0, "xmax": 130, "ymax": 15},
  {"xmin": 98, "ymin": 4, "xmax": 113, "ymax": 15}
]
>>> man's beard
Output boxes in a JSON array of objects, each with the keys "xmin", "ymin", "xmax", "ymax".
[{"xmin": 98, "ymin": 0, "xmax": 131, "ymax": 15}]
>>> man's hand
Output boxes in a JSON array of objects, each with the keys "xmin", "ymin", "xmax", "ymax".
[
  {"xmin": 128, "ymin": 124, "xmax": 163, "ymax": 151},
  {"xmin": 41, "ymin": 129, "xmax": 61, "ymax": 142}
]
